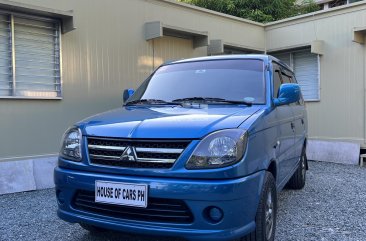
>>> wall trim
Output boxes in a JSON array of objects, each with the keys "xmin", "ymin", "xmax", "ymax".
[
  {"xmin": 308, "ymin": 136, "xmax": 365, "ymax": 145},
  {"xmin": 153, "ymin": 0, "xmax": 264, "ymax": 27},
  {"xmin": 307, "ymin": 139, "xmax": 360, "ymax": 165},
  {"xmin": 265, "ymin": 1, "xmax": 366, "ymax": 30},
  {"xmin": 0, "ymin": 0, "xmax": 75, "ymax": 33},
  {"xmin": 267, "ymin": 43, "xmax": 311, "ymax": 53},
  {"xmin": 0, "ymin": 153, "xmax": 58, "ymax": 162},
  {"xmin": 0, "ymin": 155, "xmax": 57, "ymax": 195}
]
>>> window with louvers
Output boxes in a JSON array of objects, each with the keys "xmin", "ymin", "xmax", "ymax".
[
  {"xmin": 0, "ymin": 13, "xmax": 61, "ymax": 98},
  {"xmin": 271, "ymin": 49, "xmax": 320, "ymax": 101},
  {"xmin": 293, "ymin": 51, "xmax": 320, "ymax": 101},
  {"xmin": 0, "ymin": 14, "xmax": 11, "ymax": 96}
]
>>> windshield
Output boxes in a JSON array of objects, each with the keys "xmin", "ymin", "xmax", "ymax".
[{"xmin": 129, "ymin": 59, "xmax": 266, "ymax": 104}]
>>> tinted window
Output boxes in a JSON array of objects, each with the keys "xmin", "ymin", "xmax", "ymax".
[
  {"xmin": 130, "ymin": 59, "xmax": 266, "ymax": 104},
  {"xmin": 281, "ymin": 72, "xmax": 292, "ymax": 84},
  {"xmin": 273, "ymin": 50, "xmax": 320, "ymax": 101},
  {"xmin": 291, "ymin": 73, "xmax": 305, "ymax": 105},
  {"xmin": 290, "ymin": 73, "xmax": 297, "ymax": 84},
  {"xmin": 273, "ymin": 65, "xmax": 281, "ymax": 98}
]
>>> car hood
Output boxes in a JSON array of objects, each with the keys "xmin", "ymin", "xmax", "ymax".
[{"xmin": 78, "ymin": 105, "xmax": 261, "ymax": 139}]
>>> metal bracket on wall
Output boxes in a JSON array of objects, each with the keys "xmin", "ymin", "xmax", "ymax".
[
  {"xmin": 353, "ymin": 27, "xmax": 366, "ymax": 44},
  {"xmin": 144, "ymin": 21, "xmax": 209, "ymax": 48},
  {"xmin": 208, "ymin": 39, "xmax": 265, "ymax": 55},
  {"xmin": 0, "ymin": 0, "xmax": 75, "ymax": 33}
]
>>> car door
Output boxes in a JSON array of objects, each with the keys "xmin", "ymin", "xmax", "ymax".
[
  {"xmin": 280, "ymin": 68, "xmax": 300, "ymax": 168},
  {"xmin": 272, "ymin": 63, "xmax": 296, "ymax": 184},
  {"xmin": 290, "ymin": 72, "xmax": 307, "ymax": 161}
]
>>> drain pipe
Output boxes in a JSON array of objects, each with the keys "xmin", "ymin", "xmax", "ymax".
[{"xmin": 359, "ymin": 43, "xmax": 366, "ymax": 165}]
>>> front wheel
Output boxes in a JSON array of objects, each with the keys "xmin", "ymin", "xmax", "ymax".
[
  {"xmin": 240, "ymin": 172, "xmax": 277, "ymax": 241},
  {"xmin": 287, "ymin": 147, "xmax": 307, "ymax": 189}
]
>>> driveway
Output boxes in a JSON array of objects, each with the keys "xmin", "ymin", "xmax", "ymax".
[{"xmin": 1, "ymin": 161, "xmax": 365, "ymax": 241}]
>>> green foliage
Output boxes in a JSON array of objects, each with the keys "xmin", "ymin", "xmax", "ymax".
[{"xmin": 179, "ymin": 0, "xmax": 320, "ymax": 23}]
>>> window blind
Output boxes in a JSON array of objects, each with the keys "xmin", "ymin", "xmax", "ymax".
[
  {"xmin": 293, "ymin": 50, "xmax": 320, "ymax": 101},
  {"xmin": 14, "ymin": 16, "xmax": 61, "ymax": 98},
  {"xmin": 0, "ymin": 14, "xmax": 11, "ymax": 96},
  {"xmin": 0, "ymin": 13, "xmax": 61, "ymax": 99}
]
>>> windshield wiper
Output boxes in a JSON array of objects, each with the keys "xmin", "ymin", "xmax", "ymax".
[
  {"xmin": 125, "ymin": 99, "xmax": 182, "ymax": 106},
  {"xmin": 172, "ymin": 97, "xmax": 253, "ymax": 106}
]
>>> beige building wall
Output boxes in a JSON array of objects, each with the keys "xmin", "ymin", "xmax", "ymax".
[
  {"xmin": 265, "ymin": 3, "xmax": 366, "ymax": 147},
  {"xmin": 1, "ymin": 0, "xmax": 366, "ymax": 194},
  {"xmin": 0, "ymin": 0, "xmax": 264, "ymax": 160}
]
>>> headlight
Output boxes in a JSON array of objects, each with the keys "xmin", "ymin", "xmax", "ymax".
[
  {"xmin": 60, "ymin": 127, "xmax": 82, "ymax": 161},
  {"xmin": 186, "ymin": 129, "xmax": 248, "ymax": 169}
]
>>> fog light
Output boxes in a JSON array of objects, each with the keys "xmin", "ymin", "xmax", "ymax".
[{"xmin": 207, "ymin": 206, "xmax": 224, "ymax": 223}]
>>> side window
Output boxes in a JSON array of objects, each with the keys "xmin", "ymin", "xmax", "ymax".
[
  {"xmin": 291, "ymin": 73, "xmax": 305, "ymax": 105},
  {"xmin": 280, "ymin": 70, "xmax": 291, "ymax": 84},
  {"xmin": 272, "ymin": 64, "xmax": 281, "ymax": 98}
]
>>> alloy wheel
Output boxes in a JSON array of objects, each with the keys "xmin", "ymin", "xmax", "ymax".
[{"xmin": 265, "ymin": 190, "xmax": 274, "ymax": 240}]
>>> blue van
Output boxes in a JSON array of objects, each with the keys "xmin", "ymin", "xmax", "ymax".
[{"xmin": 55, "ymin": 55, "xmax": 308, "ymax": 241}]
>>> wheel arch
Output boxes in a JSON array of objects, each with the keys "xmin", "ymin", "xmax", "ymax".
[
  {"xmin": 303, "ymin": 138, "xmax": 309, "ymax": 170},
  {"xmin": 267, "ymin": 160, "xmax": 277, "ymax": 183}
]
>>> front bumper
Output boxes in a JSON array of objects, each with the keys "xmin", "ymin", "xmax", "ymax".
[{"xmin": 54, "ymin": 167, "xmax": 265, "ymax": 241}]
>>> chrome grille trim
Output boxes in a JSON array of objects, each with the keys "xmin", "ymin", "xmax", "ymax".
[
  {"xmin": 135, "ymin": 147, "xmax": 183, "ymax": 154},
  {"xmin": 89, "ymin": 154, "xmax": 176, "ymax": 163},
  {"xmin": 89, "ymin": 154, "xmax": 121, "ymax": 161},
  {"xmin": 136, "ymin": 158, "xmax": 176, "ymax": 163},
  {"xmin": 87, "ymin": 137, "xmax": 191, "ymax": 168},
  {"xmin": 88, "ymin": 145, "xmax": 126, "ymax": 151}
]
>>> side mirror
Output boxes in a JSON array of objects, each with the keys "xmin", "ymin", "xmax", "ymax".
[
  {"xmin": 273, "ymin": 83, "xmax": 300, "ymax": 106},
  {"xmin": 123, "ymin": 89, "xmax": 135, "ymax": 103}
]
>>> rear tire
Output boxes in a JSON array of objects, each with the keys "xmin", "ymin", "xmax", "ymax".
[
  {"xmin": 240, "ymin": 172, "xmax": 277, "ymax": 241},
  {"xmin": 79, "ymin": 223, "xmax": 107, "ymax": 233},
  {"xmin": 287, "ymin": 147, "xmax": 307, "ymax": 190}
]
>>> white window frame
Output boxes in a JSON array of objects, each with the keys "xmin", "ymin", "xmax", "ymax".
[{"xmin": 0, "ymin": 11, "xmax": 62, "ymax": 100}]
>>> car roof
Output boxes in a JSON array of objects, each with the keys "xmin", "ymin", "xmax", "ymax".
[{"xmin": 166, "ymin": 54, "xmax": 293, "ymax": 73}]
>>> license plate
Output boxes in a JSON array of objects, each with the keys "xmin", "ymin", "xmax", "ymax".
[{"xmin": 95, "ymin": 181, "xmax": 148, "ymax": 208}]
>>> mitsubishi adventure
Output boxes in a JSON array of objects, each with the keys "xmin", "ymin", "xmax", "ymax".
[{"xmin": 55, "ymin": 55, "xmax": 308, "ymax": 241}]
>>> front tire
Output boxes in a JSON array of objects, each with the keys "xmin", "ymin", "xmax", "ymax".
[
  {"xmin": 287, "ymin": 147, "xmax": 307, "ymax": 189},
  {"xmin": 240, "ymin": 172, "xmax": 277, "ymax": 241}
]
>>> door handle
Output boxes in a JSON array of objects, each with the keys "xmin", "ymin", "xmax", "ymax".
[
  {"xmin": 291, "ymin": 122, "xmax": 295, "ymax": 129},
  {"xmin": 273, "ymin": 140, "xmax": 281, "ymax": 149},
  {"xmin": 301, "ymin": 119, "xmax": 304, "ymax": 125}
]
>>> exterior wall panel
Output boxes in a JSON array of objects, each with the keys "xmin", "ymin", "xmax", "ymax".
[
  {"xmin": 266, "ymin": 5, "xmax": 366, "ymax": 146},
  {"xmin": 2, "ymin": 0, "xmax": 365, "ymax": 160},
  {"xmin": 0, "ymin": 0, "xmax": 264, "ymax": 160},
  {"xmin": 153, "ymin": 36, "xmax": 207, "ymax": 67},
  {"xmin": 1, "ymin": 0, "xmax": 366, "ymax": 195}
]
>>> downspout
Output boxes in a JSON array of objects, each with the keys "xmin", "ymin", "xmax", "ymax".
[
  {"xmin": 264, "ymin": 25, "xmax": 267, "ymax": 54},
  {"xmin": 364, "ymin": 40, "xmax": 366, "ymax": 147},
  {"xmin": 152, "ymin": 39, "xmax": 155, "ymax": 72}
]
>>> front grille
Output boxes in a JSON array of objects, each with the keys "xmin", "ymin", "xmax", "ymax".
[
  {"xmin": 73, "ymin": 190, "xmax": 194, "ymax": 224},
  {"xmin": 87, "ymin": 137, "xmax": 190, "ymax": 169}
]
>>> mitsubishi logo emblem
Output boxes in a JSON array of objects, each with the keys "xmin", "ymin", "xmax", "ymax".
[{"xmin": 120, "ymin": 146, "xmax": 137, "ymax": 161}]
